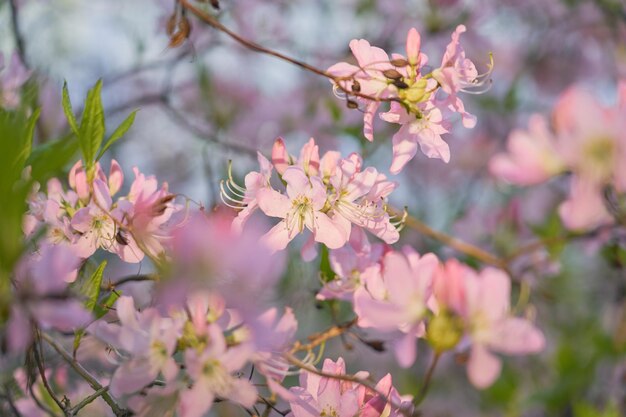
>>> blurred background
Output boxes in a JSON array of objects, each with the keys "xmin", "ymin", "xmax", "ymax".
[{"xmin": 1, "ymin": 0, "xmax": 625, "ymax": 415}]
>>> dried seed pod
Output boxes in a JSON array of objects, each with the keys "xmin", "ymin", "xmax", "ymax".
[
  {"xmin": 382, "ymin": 69, "xmax": 403, "ymax": 80},
  {"xmin": 390, "ymin": 58, "xmax": 409, "ymax": 67},
  {"xmin": 169, "ymin": 16, "xmax": 191, "ymax": 48},
  {"xmin": 346, "ymin": 99, "xmax": 359, "ymax": 109},
  {"xmin": 115, "ymin": 230, "xmax": 129, "ymax": 246},
  {"xmin": 393, "ymin": 79, "xmax": 409, "ymax": 89},
  {"xmin": 166, "ymin": 14, "xmax": 177, "ymax": 36}
]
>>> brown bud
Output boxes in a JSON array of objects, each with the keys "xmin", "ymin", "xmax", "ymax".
[
  {"xmin": 351, "ymin": 80, "xmax": 361, "ymax": 93},
  {"xmin": 390, "ymin": 58, "xmax": 409, "ymax": 67},
  {"xmin": 115, "ymin": 230, "xmax": 129, "ymax": 246},
  {"xmin": 210, "ymin": 0, "xmax": 220, "ymax": 9},
  {"xmin": 169, "ymin": 17, "xmax": 191, "ymax": 48},
  {"xmin": 392, "ymin": 79, "xmax": 409, "ymax": 89},
  {"xmin": 152, "ymin": 194, "xmax": 176, "ymax": 216},
  {"xmin": 346, "ymin": 99, "xmax": 359, "ymax": 109},
  {"xmin": 382, "ymin": 69, "xmax": 403, "ymax": 80},
  {"xmin": 166, "ymin": 14, "xmax": 177, "ymax": 36}
]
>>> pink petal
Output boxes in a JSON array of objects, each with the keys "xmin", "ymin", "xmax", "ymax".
[
  {"xmin": 467, "ymin": 344, "xmax": 501, "ymax": 389},
  {"xmin": 257, "ymin": 188, "xmax": 291, "ymax": 218},
  {"xmin": 389, "ymin": 125, "xmax": 418, "ymax": 174},
  {"xmin": 405, "ymin": 28, "xmax": 421, "ymax": 66},
  {"xmin": 490, "ymin": 317, "xmax": 545, "ymax": 355}
]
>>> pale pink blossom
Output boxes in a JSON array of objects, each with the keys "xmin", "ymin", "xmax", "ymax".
[
  {"xmin": 354, "ymin": 248, "xmax": 439, "ymax": 367},
  {"xmin": 257, "ymin": 166, "xmax": 347, "ymax": 251},
  {"xmin": 91, "ymin": 296, "xmax": 182, "ymax": 397}
]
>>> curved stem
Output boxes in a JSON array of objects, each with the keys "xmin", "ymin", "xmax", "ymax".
[
  {"xmin": 414, "ymin": 352, "xmax": 441, "ymax": 406},
  {"xmin": 393, "ymin": 207, "xmax": 509, "ymax": 270}
]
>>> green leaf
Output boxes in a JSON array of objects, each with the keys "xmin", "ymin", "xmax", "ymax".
[
  {"xmin": 93, "ymin": 291, "xmax": 120, "ymax": 319},
  {"xmin": 15, "ymin": 108, "xmax": 40, "ymax": 167},
  {"xmin": 319, "ymin": 245, "xmax": 336, "ymax": 283},
  {"xmin": 72, "ymin": 260, "xmax": 107, "ymax": 354},
  {"xmin": 77, "ymin": 79, "xmax": 105, "ymax": 169},
  {"xmin": 96, "ymin": 109, "xmax": 137, "ymax": 161},
  {"xmin": 62, "ymin": 81, "xmax": 80, "ymax": 137},
  {"xmin": 27, "ymin": 134, "xmax": 79, "ymax": 183}
]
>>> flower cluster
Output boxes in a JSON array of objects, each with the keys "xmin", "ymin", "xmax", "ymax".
[
  {"xmin": 221, "ymin": 137, "xmax": 401, "ymax": 259},
  {"xmin": 319, "ymin": 232, "xmax": 545, "ymax": 388},
  {"xmin": 25, "ymin": 159, "xmax": 180, "ymax": 263},
  {"xmin": 91, "ymin": 292, "xmax": 298, "ymax": 417},
  {"xmin": 328, "ymin": 26, "xmax": 491, "ymax": 174},
  {"xmin": 490, "ymin": 81, "xmax": 626, "ymax": 230}
]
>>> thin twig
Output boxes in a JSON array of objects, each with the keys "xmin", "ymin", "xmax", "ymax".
[
  {"xmin": 8, "ymin": 0, "xmax": 29, "ymax": 68},
  {"xmin": 70, "ymin": 386, "xmax": 110, "ymax": 416},
  {"xmin": 414, "ymin": 352, "xmax": 441, "ymax": 406},
  {"xmin": 39, "ymin": 333, "xmax": 129, "ymax": 417},
  {"xmin": 178, "ymin": 0, "xmax": 400, "ymax": 104},
  {"xmin": 289, "ymin": 318, "xmax": 358, "ymax": 354},
  {"xmin": 33, "ymin": 336, "xmax": 67, "ymax": 415},
  {"xmin": 392, "ymin": 207, "xmax": 509, "ymax": 270}
]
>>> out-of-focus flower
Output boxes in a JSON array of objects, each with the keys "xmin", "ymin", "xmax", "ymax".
[
  {"xmin": 0, "ymin": 52, "xmax": 32, "ymax": 109},
  {"xmin": 490, "ymin": 81, "xmax": 626, "ymax": 230}
]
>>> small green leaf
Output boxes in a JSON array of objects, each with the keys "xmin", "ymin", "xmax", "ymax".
[
  {"xmin": 319, "ymin": 245, "xmax": 336, "ymax": 283},
  {"xmin": 96, "ymin": 109, "xmax": 137, "ymax": 160},
  {"xmin": 62, "ymin": 81, "xmax": 80, "ymax": 137},
  {"xmin": 78, "ymin": 79, "xmax": 105, "ymax": 168},
  {"xmin": 72, "ymin": 260, "xmax": 107, "ymax": 355},
  {"xmin": 93, "ymin": 291, "xmax": 120, "ymax": 319},
  {"xmin": 15, "ymin": 108, "xmax": 40, "ymax": 167}
]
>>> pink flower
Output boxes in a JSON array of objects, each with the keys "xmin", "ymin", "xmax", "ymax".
[
  {"xmin": 327, "ymin": 27, "xmax": 486, "ymax": 173},
  {"xmin": 434, "ymin": 263, "xmax": 545, "ymax": 388},
  {"xmin": 227, "ymin": 152, "xmax": 273, "ymax": 233},
  {"xmin": 257, "ymin": 166, "xmax": 347, "ymax": 251},
  {"xmin": 491, "ymin": 82, "xmax": 626, "ymax": 230},
  {"xmin": 328, "ymin": 154, "xmax": 399, "ymax": 243},
  {"xmin": 354, "ymin": 248, "xmax": 439, "ymax": 367},
  {"xmin": 318, "ymin": 228, "xmax": 385, "ymax": 302},
  {"xmin": 381, "ymin": 102, "xmax": 450, "ymax": 173},
  {"xmin": 489, "ymin": 115, "xmax": 565, "ymax": 185},
  {"xmin": 288, "ymin": 358, "xmax": 412, "ymax": 417},
  {"xmin": 179, "ymin": 325, "xmax": 257, "ymax": 417},
  {"xmin": 91, "ymin": 296, "xmax": 182, "ymax": 396}
]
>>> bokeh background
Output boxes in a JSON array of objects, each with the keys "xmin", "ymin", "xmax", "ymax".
[{"xmin": 1, "ymin": 0, "xmax": 625, "ymax": 415}]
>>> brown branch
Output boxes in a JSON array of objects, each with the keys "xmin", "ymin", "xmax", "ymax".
[
  {"xmin": 39, "ymin": 333, "xmax": 129, "ymax": 417},
  {"xmin": 33, "ymin": 335, "xmax": 68, "ymax": 416},
  {"xmin": 178, "ymin": 0, "xmax": 400, "ymax": 104},
  {"xmin": 289, "ymin": 318, "xmax": 358, "ymax": 354},
  {"xmin": 392, "ymin": 207, "xmax": 509, "ymax": 270},
  {"xmin": 8, "ymin": 0, "xmax": 29, "ymax": 69}
]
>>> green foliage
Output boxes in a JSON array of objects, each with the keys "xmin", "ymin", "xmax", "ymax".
[
  {"xmin": 574, "ymin": 402, "xmax": 621, "ymax": 417},
  {"xmin": 27, "ymin": 134, "xmax": 80, "ymax": 183},
  {"xmin": 62, "ymin": 80, "xmax": 137, "ymax": 172},
  {"xmin": 0, "ymin": 109, "xmax": 39, "ymax": 282},
  {"xmin": 96, "ymin": 109, "xmax": 138, "ymax": 160},
  {"xmin": 71, "ymin": 260, "xmax": 119, "ymax": 354},
  {"xmin": 319, "ymin": 245, "xmax": 336, "ymax": 283},
  {"xmin": 529, "ymin": 211, "xmax": 567, "ymax": 259}
]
